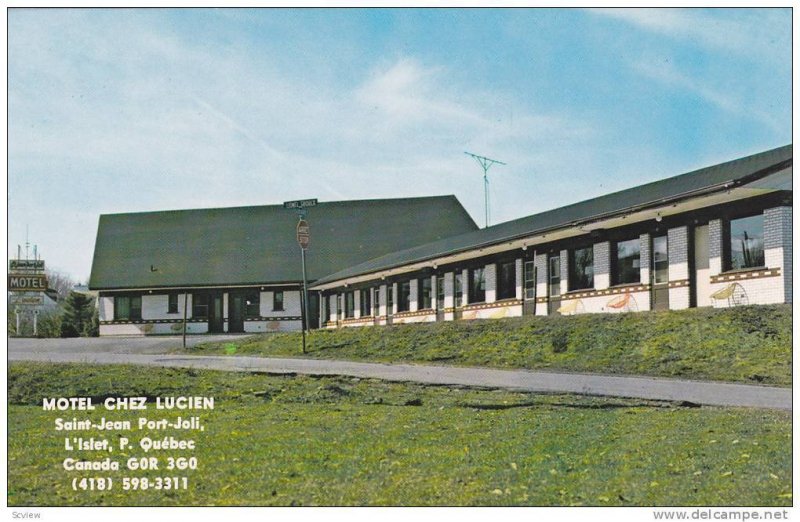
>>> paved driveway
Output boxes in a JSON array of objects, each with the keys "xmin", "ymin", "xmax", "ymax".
[
  {"xmin": 8, "ymin": 341, "xmax": 791, "ymax": 410},
  {"xmin": 8, "ymin": 335, "xmax": 250, "ymax": 355}
]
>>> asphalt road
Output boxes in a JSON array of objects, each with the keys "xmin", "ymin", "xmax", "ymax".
[{"xmin": 8, "ymin": 337, "xmax": 791, "ymax": 410}]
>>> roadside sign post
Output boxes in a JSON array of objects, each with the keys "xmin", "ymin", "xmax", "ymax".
[
  {"xmin": 33, "ymin": 309, "xmax": 39, "ymax": 337},
  {"xmin": 284, "ymin": 199, "xmax": 317, "ymax": 355}
]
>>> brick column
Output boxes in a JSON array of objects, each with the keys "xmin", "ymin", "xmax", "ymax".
[
  {"xmin": 391, "ymin": 283, "xmax": 398, "ymax": 315},
  {"xmin": 462, "ymin": 268, "xmax": 469, "ymax": 305},
  {"xmin": 379, "ymin": 284, "xmax": 387, "ymax": 317},
  {"xmin": 594, "ymin": 241, "xmax": 610, "ymax": 289},
  {"xmin": 485, "ymin": 263, "xmax": 497, "ymax": 303},
  {"xmin": 410, "ymin": 279, "xmax": 418, "ymax": 312},
  {"xmin": 444, "ymin": 272, "xmax": 454, "ymax": 309},
  {"xmin": 353, "ymin": 290, "xmax": 361, "ymax": 318},
  {"xmin": 559, "ymin": 250, "xmax": 569, "ymax": 295},
  {"xmin": 535, "ymin": 253, "xmax": 548, "ymax": 315},
  {"xmin": 431, "ymin": 275, "xmax": 438, "ymax": 310},
  {"xmin": 639, "ymin": 233, "xmax": 651, "ymax": 285},
  {"xmin": 668, "ymin": 226, "xmax": 690, "ymax": 309},
  {"xmin": 708, "ymin": 219, "xmax": 724, "ymax": 277},
  {"xmin": 515, "ymin": 258, "xmax": 523, "ymax": 300},
  {"xmin": 764, "ymin": 206, "xmax": 792, "ymax": 303}
]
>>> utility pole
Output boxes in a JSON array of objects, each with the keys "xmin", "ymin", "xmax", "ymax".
[{"xmin": 464, "ymin": 152, "xmax": 506, "ymax": 228}]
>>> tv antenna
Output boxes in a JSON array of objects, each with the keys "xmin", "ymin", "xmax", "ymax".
[{"xmin": 464, "ymin": 151, "xmax": 506, "ymax": 228}]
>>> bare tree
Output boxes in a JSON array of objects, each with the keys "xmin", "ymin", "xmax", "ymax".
[{"xmin": 45, "ymin": 270, "xmax": 77, "ymax": 302}]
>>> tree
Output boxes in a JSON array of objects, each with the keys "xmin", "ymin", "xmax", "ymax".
[
  {"xmin": 45, "ymin": 270, "xmax": 77, "ymax": 302},
  {"xmin": 59, "ymin": 291, "xmax": 94, "ymax": 338}
]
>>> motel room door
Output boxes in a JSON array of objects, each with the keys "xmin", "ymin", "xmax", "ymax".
[
  {"xmin": 547, "ymin": 254, "xmax": 561, "ymax": 315},
  {"xmin": 651, "ymin": 235, "xmax": 670, "ymax": 311},
  {"xmin": 228, "ymin": 293, "xmax": 245, "ymax": 333},
  {"xmin": 209, "ymin": 293, "xmax": 224, "ymax": 333}
]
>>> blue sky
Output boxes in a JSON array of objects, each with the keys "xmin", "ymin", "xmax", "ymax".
[{"xmin": 8, "ymin": 8, "xmax": 791, "ymax": 282}]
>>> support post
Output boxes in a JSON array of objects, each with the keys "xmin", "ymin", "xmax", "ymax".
[{"xmin": 182, "ymin": 293, "xmax": 188, "ymax": 349}]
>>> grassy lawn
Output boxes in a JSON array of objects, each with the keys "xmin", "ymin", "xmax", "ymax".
[
  {"xmin": 187, "ymin": 304, "xmax": 791, "ymax": 386},
  {"xmin": 8, "ymin": 362, "xmax": 791, "ymax": 506}
]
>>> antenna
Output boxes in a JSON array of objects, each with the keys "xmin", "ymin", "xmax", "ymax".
[{"xmin": 464, "ymin": 151, "xmax": 506, "ymax": 228}]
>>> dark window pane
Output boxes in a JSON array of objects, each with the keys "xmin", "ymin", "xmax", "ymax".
[
  {"xmin": 344, "ymin": 292, "xmax": 354, "ymax": 318},
  {"xmin": 398, "ymin": 282, "xmax": 411, "ymax": 312},
  {"xmin": 549, "ymin": 256, "xmax": 561, "ymax": 296},
  {"xmin": 245, "ymin": 291, "xmax": 260, "ymax": 317},
  {"xmin": 388, "ymin": 284, "xmax": 394, "ymax": 313},
  {"xmin": 360, "ymin": 289, "xmax": 371, "ymax": 316},
  {"xmin": 168, "ymin": 293, "xmax": 178, "ymax": 314},
  {"xmin": 419, "ymin": 277, "xmax": 433, "ymax": 309},
  {"xmin": 653, "ymin": 236, "xmax": 669, "ymax": 284},
  {"xmin": 497, "ymin": 261, "xmax": 516, "ymax": 300},
  {"xmin": 192, "ymin": 293, "xmax": 209, "ymax": 319},
  {"xmin": 454, "ymin": 273, "xmax": 463, "ymax": 306},
  {"xmin": 373, "ymin": 288, "xmax": 380, "ymax": 316},
  {"xmin": 273, "ymin": 291, "xmax": 284, "ymax": 311},
  {"xmin": 569, "ymin": 247, "xmax": 594, "ymax": 290},
  {"xmin": 730, "ymin": 215, "xmax": 765, "ymax": 270},
  {"xmin": 436, "ymin": 277, "xmax": 445, "ymax": 308},
  {"xmin": 469, "ymin": 268, "xmax": 485, "ymax": 303},
  {"xmin": 115, "ymin": 296, "xmax": 130, "ymax": 320},
  {"xmin": 615, "ymin": 238, "xmax": 641, "ymax": 285}
]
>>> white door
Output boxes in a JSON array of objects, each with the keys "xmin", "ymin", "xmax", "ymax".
[{"xmin": 694, "ymin": 225, "xmax": 711, "ymax": 307}]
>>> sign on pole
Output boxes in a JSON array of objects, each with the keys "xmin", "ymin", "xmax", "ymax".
[
  {"xmin": 296, "ymin": 219, "xmax": 310, "ymax": 249},
  {"xmin": 10, "ymin": 295, "xmax": 45, "ymax": 306},
  {"xmin": 284, "ymin": 199, "xmax": 318, "ymax": 210},
  {"xmin": 9, "ymin": 259, "xmax": 45, "ymax": 271},
  {"xmin": 8, "ymin": 274, "xmax": 48, "ymax": 291}
]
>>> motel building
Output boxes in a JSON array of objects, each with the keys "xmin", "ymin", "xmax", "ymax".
[
  {"xmin": 89, "ymin": 145, "xmax": 791, "ymax": 336},
  {"xmin": 88, "ymin": 197, "xmax": 478, "ymax": 336},
  {"xmin": 311, "ymin": 145, "xmax": 792, "ymax": 328}
]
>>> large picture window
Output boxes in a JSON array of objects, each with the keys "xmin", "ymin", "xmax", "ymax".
[
  {"xmin": 360, "ymin": 288, "xmax": 372, "ymax": 316},
  {"xmin": 115, "ymin": 295, "xmax": 142, "ymax": 321},
  {"xmin": 344, "ymin": 291, "xmax": 355, "ymax": 318},
  {"xmin": 614, "ymin": 238, "xmax": 641, "ymax": 285},
  {"xmin": 524, "ymin": 261, "xmax": 535, "ymax": 300},
  {"xmin": 497, "ymin": 261, "xmax": 516, "ymax": 300},
  {"xmin": 729, "ymin": 214, "xmax": 765, "ymax": 270},
  {"xmin": 419, "ymin": 277, "xmax": 433, "ymax": 309},
  {"xmin": 469, "ymin": 268, "xmax": 486, "ymax": 303},
  {"xmin": 398, "ymin": 281, "xmax": 411, "ymax": 312},
  {"xmin": 245, "ymin": 291, "xmax": 260, "ymax": 317},
  {"xmin": 569, "ymin": 247, "xmax": 594, "ymax": 291},
  {"xmin": 192, "ymin": 293, "xmax": 208, "ymax": 319}
]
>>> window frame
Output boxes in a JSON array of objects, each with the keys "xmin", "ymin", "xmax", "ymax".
[
  {"xmin": 360, "ymin": 288, "xmax": 372, "ymax": 317},
  {"xmin": 272, "ymin": 291, "xmax": 284, "ymax": 312},
  {"xmin": 419, "ymin": 277, "xmax": 433, "ymax": 310},
  {"xmin": 192, "ymin": 293, "xmax": 209, "ymax": 319},
  {"xmin": 397, "ymin": 281, "xmax": 411, "ymax": 312},
  {"xmin": 652, "ymin": 235, "xmax": 669, "ymax": 284},
  {"xmin": 167, "ymin": 292, "xmax": 179, "ymax": 314},
  {"xmin": 613, "ymin": 237, "xmax": 641, "ymax": 286},
  {"xmin": 496, "ymin": 261, "xmax": 517, "ymax": 300},
  {"xmin": 114, "ymin": 295, "xmax": 142, "ymax": 321},
  {"xmin": 344, "ymin": 291, "xmax": 355, "ymax": 318},
  {"xmin": 568, "ymin": 246, "xmax": 594, "ymax": 291},
  {"xmin": 245, "ymin": 291, "xmax": 261, "ymax": 318},
  {"xmin": 468, "ymin": 267, "xmax": 486, "ymax": 304},
  {"xmin": 726, "ymin": 213, "xmax": 766, "ymax": 271},
  {"xmin": 454, "ymin": 272, "xmax": 463, "ymax": 307},
  {"xmin": 523, "ymin": 261, "xmax": 535, "ymax": 300}
]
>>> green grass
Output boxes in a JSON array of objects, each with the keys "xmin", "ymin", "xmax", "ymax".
[
  {"xmin": 8, "ymin": 362, "xmax": 791, "ymax": 506},
  {"xmin": 188, "ymin": 304, "xmax": 792, "ymax": 386}
]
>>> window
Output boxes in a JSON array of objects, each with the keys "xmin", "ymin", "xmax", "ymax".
[
  {"xmin": 653, "ymin": 236, "xmax": 668, "ymax": 284},
  {"xmin": 469, "ymin": 268, "xmax": 486, "ymax": 303},
  {"xmin": 549, "ymin": 256, "xmax": 561, "ymax": 296},
  {"xmin": 436, "ymin": 276, "xmax": 445, "ymax": 309},
  {"xmin": 614, "ymin": 238, "xmax": 641, "ymax": 285},
  {"xmin": 729, "ymin": 214, "xmax": 765, "ymax": 270},
  {"xmin": 388, "ymin": 284, "xmax": 394, "ymax": 314},
  {"xmin": 167, "ymin": 293, "xmax": 179, "ymax": 314},
  {"xmin": 569, "ymin": 247, "xmax": 594, "ymax": 291},
  {"xmin": 192, "ymin": 293, "xmax": 209, "ymax": 319},
  {"xmin": 497, "ymin": 261, "xmax": 516, "ymax": 300},
  {"xmin": 245, "ymin": 291, "xmax": 260, "ymax": 317},
  {"xmin": 398, "ymin": 281, "xmax": 411, "ymax": 312},
  {"xmin": 344, "ymin": 291, "xmax": 355, "ymax": 318},
  {"xmin": 114, "ymin": 295, "xmax": 142, "ymax": 320},
  {"xmin": 360, "ymin": 289, "xmax": 372, "ymax": 316},
  {"xmin": 324, "ymin": 295, "xmax": 332, "ymax": 322},
  {"xmin": 373, "ymin": 288, "xmax": 380, "ymax": 316},
  {"xmin": 273, "ymin": 291, "xmax": 284, "ymax": 311},
  {"xmin": 454, "ymin": 272, "xmax": 463, "ymax": 307},
  {"xmin": 524, "ymin": 261, "xmax": 535, "ymax": 300},
  {"xmin": 419, "ymin": 277, "xmax": 432, "ymax": 309}
]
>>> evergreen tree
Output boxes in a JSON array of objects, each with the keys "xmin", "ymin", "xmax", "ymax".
[{"xmin": 60, "ymin": 292, "xmax": 94, "ymax": 338}]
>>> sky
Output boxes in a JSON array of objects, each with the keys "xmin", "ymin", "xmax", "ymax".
[{"xmin": 7, "ymin": 8, "xmax": 792, "ymax": 282}]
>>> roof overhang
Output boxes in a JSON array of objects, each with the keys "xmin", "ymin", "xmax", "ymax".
[{"xmin": 311, "ymin": 168, "xmax": 791, "ymax": 291}]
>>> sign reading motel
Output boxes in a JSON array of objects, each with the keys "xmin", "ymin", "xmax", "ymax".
[{"xmin": 8, "ymin": 274, "xmax": 48, "ymax": 291}]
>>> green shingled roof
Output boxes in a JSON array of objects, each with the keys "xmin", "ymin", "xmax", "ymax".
[
  {"xmin": 88, "ymin": 196, "xmax": 478, "ymax": 290},
  {"xmin": 313, "ymin": 144, "xmax": 792, "ymax": 287}
]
